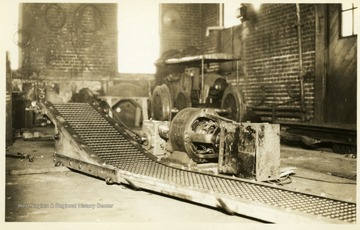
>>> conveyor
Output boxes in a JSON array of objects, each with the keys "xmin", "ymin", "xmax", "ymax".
[{"xmin": 39, "ymin": 101, "xmax": 356, "ymax": 224}]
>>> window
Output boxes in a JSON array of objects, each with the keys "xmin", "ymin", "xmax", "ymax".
[
  {"xmin": 118, "ymin": 1, "xmax": 159, "ymax": 73},
  {"xmin": 341, "ymin": 2, "xmax": 358, "ymax": 37}
]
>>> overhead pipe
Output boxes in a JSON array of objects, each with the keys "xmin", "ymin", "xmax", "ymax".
[
  {"xmin": 205, "ymin": 3, "xmax": 224, "ymax": 36},
  {"xmin": 295, "ymin": 4, "xmax": 306, "ymax": 121}
]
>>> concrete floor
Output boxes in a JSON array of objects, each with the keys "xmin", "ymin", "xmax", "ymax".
[{"xmin": 4, "ymin": 127, "xmax": 357, "ymax": 224}]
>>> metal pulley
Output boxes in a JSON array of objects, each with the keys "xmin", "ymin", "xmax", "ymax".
[
  {"xmin": 151, "ymin": 84, "xmax": 173, "ymax": 121},
  {"xmin": 221, "ymin": 85, "xmax": 245, "ymax": 122}
]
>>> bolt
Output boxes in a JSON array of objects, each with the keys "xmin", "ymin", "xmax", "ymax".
[
  {"xmin": 54, "ymin": 134, "xmax": 60, "ymax": 140},
  {"xmin": 105, "ymin": 177, "xmax": 113, "ymax": 184}
]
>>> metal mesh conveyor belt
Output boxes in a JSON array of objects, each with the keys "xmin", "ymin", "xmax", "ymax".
[{"xmin": 51, "ymin": 103, "xmax": 356, "ymax": 223}]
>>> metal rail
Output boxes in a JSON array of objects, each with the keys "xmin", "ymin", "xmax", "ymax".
[{"xmin": 40, "ymin": 101, "xmax": 356, "ymax": 224}]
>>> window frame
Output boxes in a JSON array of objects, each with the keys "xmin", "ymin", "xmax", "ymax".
[{"xmin": 340, "ymin": 3, "xmax": 358, "ymax": 38}]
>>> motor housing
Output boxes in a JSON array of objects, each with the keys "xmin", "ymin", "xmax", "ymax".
[{"xmin": 168, "ymin": 108, "xmax": 221, "ymax": 163}]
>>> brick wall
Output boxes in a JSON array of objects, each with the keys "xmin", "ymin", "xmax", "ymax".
[
  {"xmin": 159, "ymin": 3, "xmax": 316, "ymax": 122},
  {"xmin": 200, "ymin": 4, "xmax": 220, "ymax": 53},
  {"xmin": 13, "ymin": 3, "xmax": 156, "ymax": 129},
  {"xmin": 160, "ymin": 3, "xmax": 219, "ymax": 54},
  {"xmin": 19, "ymin": 3, "xmax": 117, "ymax": 80},
  {"xmin": 157, "ymin": 4, "xmax": 220, "ymax": 82},
  {"xmin": 219, "ymin": 4, "xmax": 316, "ymax": 122},
  {"xmin": 160, "ymin": 4, "xmax": 201, "ymax": 53},
  {"xmin": 15, "ymin": 3, "xmax": 318, "ymax": 124}
]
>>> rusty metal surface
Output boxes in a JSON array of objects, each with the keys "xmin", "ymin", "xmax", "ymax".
[
  {"xmin": 41, "ymin": 102, "xmax": 356, "ymax": 223},
  {"xmin": 168, "ymin": 108, "xmax": 220, "ymax": 163},
  {"xmin": 218, "ymin": 123, "xmax": 280, "ymax": 181}
]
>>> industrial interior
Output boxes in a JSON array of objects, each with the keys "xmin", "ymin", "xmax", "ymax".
[{"xmin": 4, "ymin": 2, "xmax": 358, "ymax": 224}]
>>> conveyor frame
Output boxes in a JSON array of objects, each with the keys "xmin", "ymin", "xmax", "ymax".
[{"xmin": 39, "ymin": 101, "xmax": 356, "ymax": 224}]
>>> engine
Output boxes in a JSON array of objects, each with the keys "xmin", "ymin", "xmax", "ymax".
[
  {"xmin": 168, "ymin": 108, "xmax": 221, "ymax": 163},
  {"xmin": 142, "ymin": 107, "xmax": 281, "ymax": 181}
]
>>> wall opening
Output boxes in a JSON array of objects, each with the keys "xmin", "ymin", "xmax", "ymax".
[
  {"xmin": 4, "ymin": 1, "xmax": 20, "ymax": 70},
  {"xmin": 224, "ymin": 1, "xmax": 242, "ymax": 28},
  {"xmin": 118, "ymin": 1, "xmax": 160, "ymax": 74}
]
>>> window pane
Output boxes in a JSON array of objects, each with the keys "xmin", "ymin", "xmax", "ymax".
[{"xmin": 342, "ymin": 10, "xmax": 353, "ymax": 36}]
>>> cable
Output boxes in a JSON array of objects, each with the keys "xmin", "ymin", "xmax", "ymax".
[
  {"xmin": 70, "ymin": 4, "xmax": 106, "ymax": 76},
  {"xmin": 74, "ymin": 4, "xmax": 105, "ymax": 33},
  {"xmin": 268, "ymin": 174, "xmax": 293, "ymax": 186},
  {"xmin": 292, "ymin": 175, "xmax": 357, "ymax": 185},
  {"xmin": 45, "ymin": 4, "xmax": 66, "ymax": 31},
  {"xmin": 72, "ymin": 4, "xmax": 105, "ymax": 47},
  {"xmin": 13, "ymin": 29, "xmax": 31, "ymax": 48},
  {"xmin": 268, "ymin": 173, "xmax": 357, "ymax": 186}
]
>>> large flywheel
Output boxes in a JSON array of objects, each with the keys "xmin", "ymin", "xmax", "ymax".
[
  {"xmin": 151, "ymin": 84, "xmax": 173, "ymax": 121},
  {"xmin": 221, "ymin": 85, "xmax": 245, "ymax": 122}
]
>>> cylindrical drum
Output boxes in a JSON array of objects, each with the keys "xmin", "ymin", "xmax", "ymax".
[{"xmin": 168, "ymin": 108, "xmax": 220, "ymax": 163}]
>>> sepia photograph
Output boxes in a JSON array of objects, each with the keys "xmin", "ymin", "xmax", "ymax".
[{"xmin": 1, "ymin": 0, "xmax": 358, "ymax": 228}]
